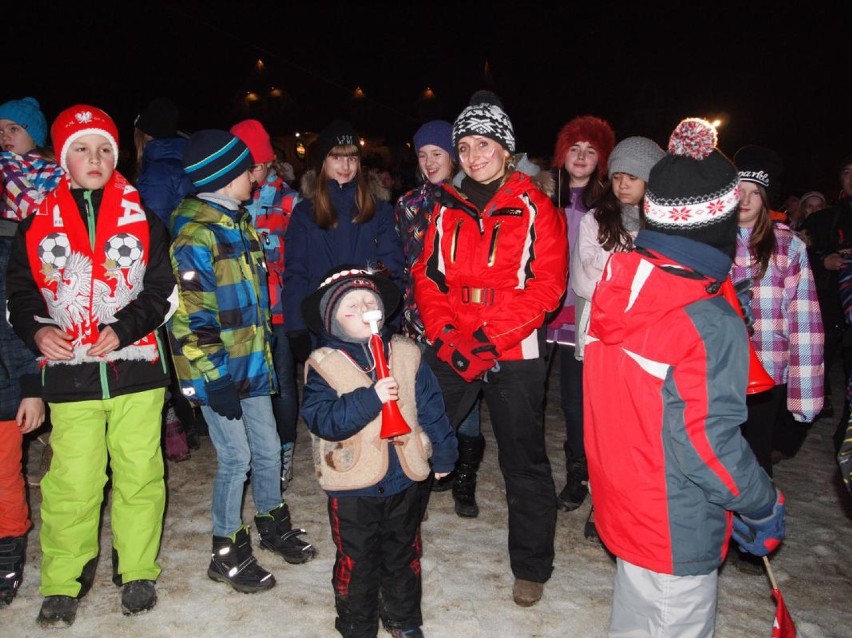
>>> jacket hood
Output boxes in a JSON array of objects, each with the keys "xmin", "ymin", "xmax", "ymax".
[
  {"xmin": 589, "ymin": 245, "xmax": 722, "ymax": 348},
  {"xmin": 299, "ymin": 169, "xmax": 391, "ymax": 202},
  {"xmin": 143, "ymin": 136, "xmax": 188, "ymax": 162}
]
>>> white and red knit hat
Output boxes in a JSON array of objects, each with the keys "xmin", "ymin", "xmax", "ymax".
[
  {"xmin": 50, "ymin": 104, "xmax": 119, "ymax": 172},
  {"xmin": 644, "ymin": 118, "xmax": 740, "ymax": 257}
]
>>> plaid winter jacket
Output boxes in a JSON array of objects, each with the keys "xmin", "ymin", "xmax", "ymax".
[
  {"xmin": 168, "ymin": 195, "xmax": 277, "ymax": 405},
  {"xmin": 731, "ymin": 223, "xmax": 824, "ymax": 422}
]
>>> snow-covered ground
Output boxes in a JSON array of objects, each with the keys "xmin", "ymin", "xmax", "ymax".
[{"xmin": 10, "ymin": 361, "xmax": 852, "ymax": 637}]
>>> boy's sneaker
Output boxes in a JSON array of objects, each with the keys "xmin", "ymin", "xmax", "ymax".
[
  {"xmin": 255, "ymin": 503, "xmax": 316, "ymax": 564},
  {"xmin": 36, "ymin": 595, "xmax": 79, "ymax": 627},
  {"xmin": 121, "ymin": 579, "xmax": 157, "ymax": 615},
  {"xmin": 389, "ymin": 628, "xmax": 425, "ymax": 638}
]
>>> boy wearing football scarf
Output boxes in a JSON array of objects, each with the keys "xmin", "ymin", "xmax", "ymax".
[{"xmin": 6, "ymin": 105, "xmax": 177, "ymax": 627}]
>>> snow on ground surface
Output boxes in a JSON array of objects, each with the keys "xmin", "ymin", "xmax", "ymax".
[{"xmin": 9, "ymin": 358, "xmax": 852, "ymax": 637}]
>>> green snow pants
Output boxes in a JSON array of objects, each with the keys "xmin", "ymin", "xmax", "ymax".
[{"xmin": 39, "ymin": 388, "xmax": 166, "ymax": 596}]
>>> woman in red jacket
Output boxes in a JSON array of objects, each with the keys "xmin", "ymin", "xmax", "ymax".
[{"xmin": 412, "ymin": 90, "xmax": 567, "ymax": 608}]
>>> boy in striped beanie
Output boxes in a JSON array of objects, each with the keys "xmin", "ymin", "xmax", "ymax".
[{"xmin": 169, "ymin": 130, "xmax": 316, "ymax": 595}]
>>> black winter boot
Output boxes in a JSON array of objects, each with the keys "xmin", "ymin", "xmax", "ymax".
[
  {"xmin": 452, "ymin": 434, "xmax": 485, "ymax": 518},
  {"xmin": 255, "ymin": 503, "xmax": 316, "ymax": 565},
  {"xmin": 0, "ymin": 536, "xmax": 25, "ymax": 606},
  {"xmin": 208, "ymin": 526, "xmax": 275, "ymax": 593},
  {"xmin": 557, "ymin": 454, "xmax": 589, "ymax": 512},
  {"xmin": 121, "ymin": 579, "xmax": 157, "ymax": 615},
  {"xmin": 36, "ymin": 596, "xmax": 79, "ymax": 627}
]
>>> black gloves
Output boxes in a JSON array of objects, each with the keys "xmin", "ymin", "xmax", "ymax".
[{"xmin": 205, "ymin": 374, "xmax": 242, "ymax": 420}]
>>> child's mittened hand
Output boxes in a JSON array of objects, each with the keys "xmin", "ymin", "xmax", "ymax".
[{"xmin": 374, "ymin": 377, "xmax": 399, "ymax": 404}]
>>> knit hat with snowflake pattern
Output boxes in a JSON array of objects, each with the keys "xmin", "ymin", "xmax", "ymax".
[
  {"xmin": 51, "ymin": 104, "xmax": 120, "ymax": 172},
  {"xmin": 452, "ymin": 90, "xmax": 515, "ymax": 153},
  {"xmin": 644, "ymin": 118, "xmax": 740, "ymax": 258}
]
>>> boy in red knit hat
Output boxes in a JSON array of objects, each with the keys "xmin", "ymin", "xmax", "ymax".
[
  {"xmin": 229, "ymin": 119, "xmax": 303, "ymax": 492},
  {"xmin": 6, "ymin": 104, "xmax": 177, "ymax": 627}
]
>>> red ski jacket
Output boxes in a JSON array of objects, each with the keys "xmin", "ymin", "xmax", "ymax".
[{"xmin": 412, "ymin": 171, "xmax": 567, "ymax": 360}]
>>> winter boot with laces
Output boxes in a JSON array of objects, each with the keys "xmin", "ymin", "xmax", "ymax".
[
  {"xmin": 557, "ymin": 454, "xmax": 589, "ymax": 512},
  {"xmin": 255, "ymin": 503, "xmax": 316, "ymax": 564},
  {"xmin": 0, "ymin": 536, "xmax": 25, "ymax": 606},
  {"xmin": 452, "ymin": 434, "xmax": 485, "ymax": 518},
  {"xmin": 208, "ymin": 526, "xmax": 276, "ymax": 593}
]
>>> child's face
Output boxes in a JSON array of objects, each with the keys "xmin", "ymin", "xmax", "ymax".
[
  {"xmin": 0, "ymin": 118, "xmax": 36, "ymax": 155},
  {"xmin": 334, "ymin": 289, "xmax": 380, "ymax": 340},
  {"xmin": 222, "ymin": 170, "xmax": 253, "ymax": 202},
  {"xmin": 65, "ymin": 133, "xmax": 115, "ymax": 190},
  {"xmin": 611, "ymin": 172, "xmax": 646, "ymax": 207},
  {"xmin": 563, "ymin": 142, "xmax": 599, "ymax": 186}
]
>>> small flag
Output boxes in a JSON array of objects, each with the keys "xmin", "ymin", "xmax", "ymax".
[{"xmin": 770, "ymin": 587, "xmax": 800, "ymax": 638}]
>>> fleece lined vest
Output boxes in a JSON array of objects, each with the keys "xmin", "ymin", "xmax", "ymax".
[{"xmin": 306, "ymin": 335, "xmax": 432, "ymax": 491}]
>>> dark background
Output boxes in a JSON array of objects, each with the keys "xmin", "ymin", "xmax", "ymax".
[{"xmin": 6, "ymin": 1, "xmax": 849, "ymax": 198}]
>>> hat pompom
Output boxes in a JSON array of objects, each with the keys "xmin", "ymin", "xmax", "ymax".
[
  {"xmin": 469, "ymin": 90, "xmax": 504, "ymax": 109},
  {"xmin": 668, "ymin": 118, "xmax": 717, "ymax": 160}
]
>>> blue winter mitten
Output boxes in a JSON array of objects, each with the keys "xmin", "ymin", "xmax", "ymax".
[
  {"xmin": 732, "ymin": 489, "xmax": 785, "ymax": 556},
  {"xmin": 205, "ymin": 374, "xmax": 243, "ymax": 420}
]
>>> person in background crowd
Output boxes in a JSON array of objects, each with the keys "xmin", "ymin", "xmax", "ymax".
[
  {"xmin": 230, "ymin": 118, "xmax": 302, "ymax": 491},
  {"xmin": 0, "ymin": 96, "xmax": 62, "ymax": 485},
  {"xmin": 134, "ymin": 97, "xmax": 194, "ymax": 229},
  {"xmin": 413, "ymin": 90, "xmax": 567, "ymax": 607},
  {"xmin": 134, "ymin": 97, "xmax": 199, "ymax": 461},
  {"xmin": 798, "ymin": 190, "xmax": 827, "ymax": 224},
  {"xmin": 283, "ymin": 119, "xmax": 403, "ymax": 363},
  {"xmin": 800, "ymin": 153, "xmax": 852, "ymax": 451},
  {"xmin": 394, "ymin": 120, "xmax": 484, "ymax": 517},
  {"xmin": 731, "ymin": 145, "xmax": 823, "ymax": 480},
  {"xmin": 584, "ymin": 117, "xmax": 785, "ymax": 637},
  {"xmin": 546, "ymin": 115, "xmax": 615, "ymax": 514}
]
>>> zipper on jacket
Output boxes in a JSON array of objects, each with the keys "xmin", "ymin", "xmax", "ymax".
[
  {"xmin": 84, "ymin": 191, "xmax": 110, "ymax": 399},
  {"xmin": 83, "ymin": 191, "xmax": 97, "ymax": 250},
  {"xmin": 450, "ymin": 219, "xmax": 463, "ymax": 263},
  {"xmin": 488, "ymin": 221, "xmax": 502, "ymax": 267}
]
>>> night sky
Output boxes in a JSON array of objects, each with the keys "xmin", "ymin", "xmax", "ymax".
[{"xmin": 8, "ymin": 2, "xmax": 849, "ymax": 197}]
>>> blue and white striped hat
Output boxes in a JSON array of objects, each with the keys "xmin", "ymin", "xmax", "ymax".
[{"xmin": 182, "ymin": 129, "xmax": 252, "ymax": 193}]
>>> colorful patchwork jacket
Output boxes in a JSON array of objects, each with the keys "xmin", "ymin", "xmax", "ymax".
[{"xmin": 168, "ymin": 195, "xmax": 277, "ymax": 405}]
